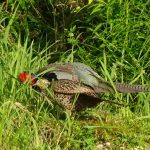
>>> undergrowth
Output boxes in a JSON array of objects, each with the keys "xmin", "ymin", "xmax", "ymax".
[{"xmin": 0, "ymin": 0, "xmax": 150, "ymax": 149}]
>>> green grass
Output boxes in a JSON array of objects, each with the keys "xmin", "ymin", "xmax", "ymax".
[{"xmin": 0, "ymin": 0, "xmax": 150, "ymax": 149}]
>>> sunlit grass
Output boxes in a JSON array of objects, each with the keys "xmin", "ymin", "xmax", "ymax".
[{"xmin": 0, "ymin": 0, "xmax": 150, "ymax": 149}]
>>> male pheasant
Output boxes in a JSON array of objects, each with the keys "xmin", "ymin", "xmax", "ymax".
[{"xmin": 19, "ymin": 62, "xmax": 150, "ymax": 111}]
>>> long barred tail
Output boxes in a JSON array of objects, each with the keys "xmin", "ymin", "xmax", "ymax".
[{"xmin": 115, "ymin": 83, "xmax": 150, "ymax": 93}]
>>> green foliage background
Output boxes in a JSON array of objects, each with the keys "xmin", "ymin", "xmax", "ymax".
[{"xmin": 0, "ymin": 0, "xmax": 150, "ymax": 149}]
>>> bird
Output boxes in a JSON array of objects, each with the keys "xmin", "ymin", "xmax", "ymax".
[{"xmin": 19, "ymin": 62, "xmax": 150, "ymax": 111}]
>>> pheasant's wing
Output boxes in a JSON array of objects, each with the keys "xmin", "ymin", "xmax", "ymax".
[
  {"xmin": 53, "ymin": 79, "xmax": 98, "ymax": 98},
  {"xmin": 72, "ymin": 62, "xmax": 115, "ymax": 93},
  {"xmin": 36, "ymin": 63, "xmax": 79, "ymax": 82}
]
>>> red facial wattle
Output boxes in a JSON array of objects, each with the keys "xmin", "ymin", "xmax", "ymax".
[{"xmin": 19, "ymin": 71, "xmax": 36, "ymax": 86}]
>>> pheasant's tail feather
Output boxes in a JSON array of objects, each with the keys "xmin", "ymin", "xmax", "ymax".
[
  {"xmin": 115, "ymin": 83, "xmax": 150, "ymax": 93},
  {"xmin": 95, "ymin": 82, "xmax": 150, "ymax": 93}
]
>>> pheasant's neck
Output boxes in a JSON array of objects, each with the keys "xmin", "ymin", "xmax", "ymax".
[{"xmin": 31, "ymin": 74, "xmax": 37, "ymax": 86}]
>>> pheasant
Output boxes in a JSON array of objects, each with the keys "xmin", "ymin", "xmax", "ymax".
[{"xmin": 19, "ymin": 62, "xmax": 150, "ymax": 111}]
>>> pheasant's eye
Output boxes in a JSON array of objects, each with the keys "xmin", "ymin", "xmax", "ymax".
[{"xmin": 32, "ymin": 85, "xmax": 42, "ymax": 92}]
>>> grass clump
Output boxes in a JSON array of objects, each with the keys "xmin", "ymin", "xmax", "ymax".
[{"xmin": 0, "ymin": 0, "xmax": 150, "ymax": 149}]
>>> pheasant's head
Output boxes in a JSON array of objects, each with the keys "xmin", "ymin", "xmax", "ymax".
[
  {"xmin": 19, "ymin": 71, "xmax": 36, "ymax": 86},
  {"xmin": 19, "ymin": 71, "xmax": 50, "ymax": 89}
]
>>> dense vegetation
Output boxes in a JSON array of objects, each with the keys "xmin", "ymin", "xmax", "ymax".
[{"xmin": 0, "ymin": 0, "xmax": 150, "ymax": 149}]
